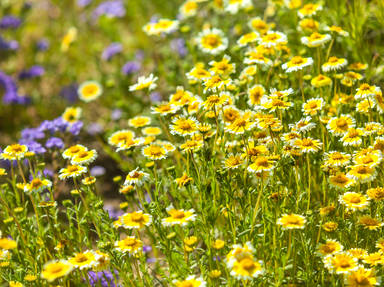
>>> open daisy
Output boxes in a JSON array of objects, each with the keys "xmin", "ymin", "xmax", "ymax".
[
  {"xmin": 124, "ymin": 168, "xmax": 149, "ymax": 186},
  {"xmin": 2, "ymin": 144, "xmax": 28, "ymax": 160},
  {"xmin": 41, "ymin": 260, "xmax": 73, "ymax": 282},
  {"xmin": 162, "ymin": 206, "xmax": 196, "ymax": 226},
  {"xmin": 301, "ymin": 32, "xmax": 331, "ymax": 48},
  {"xmin": 327, "ymin": 114, "xmax": 356, "ymax": 136},
  {"xmin": 71, "ymin": 149, "xmax": 97, "ymax": 165},
  {"xmin": 142, "ymin": 144, "xmax": 168, "ymax": 160},
  {"xmin": 196, "ymin": 28, "xmax": 228, "ymax": 55},
  {"xmin": 347, "ymin": 165, "xmax": 377, "ymax": 183},
  {"xmin": 277, "ymin": 214, "xmax": 306, "ymax": 230},
  {"xmin": 282, "ymin": 56, "xmax": 313, "ymax": 73},
  {"xmin": 173, "ymin": 275, "xmax": 206, "ymax": 287},
  {"xmin": 62, "ymin": 106, "xmax": 82, "ymax": 124},
  {"xmin": 59, "ymin": 165, "xmax": 87, "ymax": 180},
  {"xmin": 68, "ymin": 250, "xmax": 100, "ymax": 270},
  {"xmin": 78, "ymin": 81, "xmax": 102, "ymax": 102},
  {"xmin": 322, "ymin": 56, "xmax": 348, "ymax": 72},
  {"xmin": 117, "ymin": 211, "xmax": 152, "ymax": 229},
  {"xmin": 24, "ymin": 178, "xmax": 52, "ymax": 193},
  {"xmin": 293, "ymin": 137, "xmax": 322, "ymax": 153},
  {"xmin": 247, "ymin": 156, "xmax": 275, "ymax": 173},
  {"xmin": 170, "ymin": 116, "xmax": 199, "ymax": 136},
  {"xmin": 259, "ymin": 31, "xmax": 287, "ymax": 48},
  {"xmin": 129, "ymin": 74, "xmax": 158, "ymax": 91},
  {"xmin": 339, "ymin": 192, "xmax": 369, "ymax": 211},
  {"xmin": 302, "ymin": 98, "xmax": 324, "ymax": 115},
  {"xmin": 324, "ymin": 252, "xmax": 358, "ymax": 274},
  {"xmin": 115, "ymin": 236, "xmax": 143, "ymax": 254}
]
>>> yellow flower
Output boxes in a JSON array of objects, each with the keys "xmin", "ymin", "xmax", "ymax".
[
  {"xmin": 223, "ymin": 154, "xmax": 243, "ymax": 169},
  {"xmin": 247, "ymin": 156, "xmax": 275, "ymax": 173},
  {"xmin": 225, "ymin": 113, "xmax": 256, "ymax": 134},
  {"xmin": 41, "ymin": 260, "xmax": 73, "ymax": 282},
  {"xmin": 324, "ymin": 252, "xmax": 358, "ymax": 274},
  {"xmin": 68, "ymin": 250, "xmax": 99, "ymax": 270},
  {"xmin": 363, "ymin": 252, "xmax": 384, "ymax": 266},
  {"xmin": 180, "ymin": 139, "xmax": 203, "ymax": 153},
  {"xmin": 175, "ymin": 173, "xmax": 193, "ymax": 187},
  {"xmin": 237, "ymin": 31, "xmax": 259, "ymax": 47},
  {"xmin": 293, "ymin": 137, "xmax": 322, "ymax": 153},
  {"xmin": 61, "ymin": 27, "xmax": 77, "ymax": 52},
  {"xmin": 129, "ymin": 74, "xmax": 158, "ymax": 91},
  {"xmin": 24, "ymin": 178, "xmax": 52, "ymax": 193},
  {"xmin": 277, "ymin": 214, "xmax": 306, "ymax": 230},
  {"xmin": 322, "ymin": 56, "xmax": 348, "ymax": 72},
  {"xmin": 339, "ymin": 192, "xmax": 369, "ymax": 211},
  {"xmin": 359, "ymin": 216, "xmax": 383, "ymax": 230},
  {"xmin": 117, "ymin": 211, "xmax": 152, "ymax": 229},
  {"xmin": 282, "ymin": 56, "xmax": 313, "ymax": 73},
  {"xmin": 230, "ymin": 255, "xmax": 263, "ymax": 280},
  {"xmin": 196, "ymin": 28, "xmax": 228, "ymax": 55},
  {"xmin": 212, "ymin": 239, "xmax": 225, "ymax": 250},
  {"xmin": 59, "ymin": 165, "xmax": 87, "ymax": 180},
  {"xmin": 367, "ymin": 187, "xmax": 384, "ymax": 201},
  {"xmin": 9, "ymin": 281, "xmax": 23, "ymax": 287},
  {"xmin": 170, "ymin": 116, "xmax": 199, "ymax": 136},
  {"xmin": 128, "ymin": 116, "xmax": 151, "ymax": 128},
  {"xmin": 341, "ymin": 128, "xmax": 364, "ymax": 147},
  {"xmin": 347, "ymin": 165, "xmax": 377, "ymax": 183},
  {"xmin": 78, "ymin": 81, "xmax": 102, "ymax": 102},
  {"xmin": 209, "ymin": 55, "xmax": 235, "ymax": 75},
  {"xmin": 323, "ymin": 221, "xmax": 338, "ymax": 232},
  {"xmin": 115, "ymin": 236, "xmax": 143, "ymax": 254},
  {"xmin": 62, "ymin": 106, "xmax": 82, "ymax": 123},
  {"xmin": 301, "ymin": 32, "xmax": 331, "ymax": 48},
  {"xmin": 0, "ymin": 238, "xmax": 17, "ymax": 250},
  {"xmin": 259, "ymin": 31, "xmax": 287, "ymax": 48},
  {"xmin": 327, "ymin": 115, "xmax": 355, "ymax": 136},
  {"xmin": 311, "ymin": 74, "xmax": 332, "ymax": 88},
  {"xmin": 302, "ymin": 98, "xmax": 324, "ymax": 116},
  {"xmin": 298, "ymin": 3, "xmax": 322, "ymax": 18},
  {"xmin": 317, "ymin": 240, "xmax": 343, "ymax": 256},
  {"xmin": 71, "ymin": 149, "xmax": 97, "ymax": 165},
  {"xmin": 142, "ymin": 127, "xmax": 162, "ymax": 136},
  {"xmin": 151, "ymin": 102, "xmax": 178, "ymax": 115},
  {"xmin": 124, "ymin": 168, "xmax": 149, "ymax": 186},
  {"xmin": 345, "ymin": 267, "xmax": 378, "ymax": 287},
  {"xmin": 329, "ymin": 172, "xmax": 355, "ymax": 189},
  {"xmin": 173, "ymin": 275, "xmax": 206, "ymax": 287},
  {"xmin": 324, "ymin": 151, "xmax": 351, "ymax": 167},
  {"xmin": 62, "ymin": 144, "xmax": 87, "ymax": 159},
  {"xmin": 142, "ymin": 144, "xmax": 168, "ymax": 160},
  {"xmin": 162, "ymin": 206, "xmax": 196, "ymax": 226},
  {"xmin": 1, "ymin": 144, "xmax": 28, "ymax": 160},
  {"xmin": 299, "ymin": 18, "xmax": 319, "ymax": 32}
]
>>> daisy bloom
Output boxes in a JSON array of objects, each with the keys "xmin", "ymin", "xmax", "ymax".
[
  {"xmin": 359, "ymin": 215, "xmax": 383, "ymax": 230},
  {"xmin": 344, "ymin": 267, "xmax": 379, "ymax": 287},
  {"xmin": 367, "ymin": 187, "xmax": 384, "ymax": 201},
  {"xmin": 142, "ymin": 127, "xmax": 162, "ymax": 136},
  {"xmin": 162, "ymin": 206, "xmax": 196, "ymax": 226},
  {"xmin": 78, "ymin": 81, "xmax": 102, "ymax": 102},
  {"xmin": 151, "ymin": 102, "xmax": 178, "ymax": 115},
  {"xmin": 324, "ymin": 252, "xmax": 358, "ymax": 274},
  {"xmin": 170, "ymin": 116, "xmax": 199, "ymax": 136},
  {"xmin": 62, "ymin": 106, "xmax": 82, "ymax": 124},
  {"xmin": 2, "ymin": 144, "xmax": 28, "ymax": 160},
  {"xmin": 142, "ymin": 144, "xmax": 168, "ymax": 160},
  {"xmin": 224, "ymin": 154, "xmax": 243, "ymax": 169},
  {"xmin": 202, "ymin": 93, "xmax": 228, "ymax": 110},
  {"xmin": 71, "ymin": 149, "xmax": 97, "ymax": 165},
  {"xmin": 196, "ymin": 28, "xmax": 228, "ymax": 55},
  {"xmin": 259, "ymin": 31, "xmax": 287, "ymax": 48},
  {"xmin": 68, "ymin": 250, "xmax": 100, "ymax": 270},
  {"xmin": 311, "ymin": 74, "xmax": 332, "ymax": 88},
  {"xmin": 117, "ymin": 211, "xmax": 152, "ymax": 229},
  {"xmin": 277, "ymin": 214, "xmax": 306, "ymax": 230},
  {"xmin": 282, "ymin": 56, "xmax": 313, "ymax": 73},
  {"xmin": 115, "ymin": 236, "xmax": 143, "ymax": 254},
  {"xmin": 322, "ymin": 56, "xmax": 348, "ymax": 72},
  {"xmin": 339, "ymin": 192, "xmax": 369, "ymax": 211},
  {"xmin": 363, "ymin": 253, "xmax": 384, "ymax": 267},
  {"xmin": 128, "ymin": 116, "xmax": 151, "ymax": 128},
  {"xmin": 302, "ymin": 98, "xmax": 324, "ymax": 116},
  {"xmin": 41, "ymin": 260, "xmax": 73, "ymax": 282},
  {"xmin": 347, "ymin": 165, "xmax": 377, "ymax": 183},
  {"xmin": 326, "ymin": 25, "xmax": 349, "ymax": 37},
  {"xmin": 317, "ymin": 240, "xmax": 343, "ymax": 257},
  {"xmin": 186, "ymin": 63, "xmax": 211, "ymax": 82},
  {"xmin": 244, "ymin": 50, "xmax": 272, "ymax": 66},
  {"xmin": 175, "ymin": 173, "xmax": 193, "ymax": 187},
  {"xmin": 143, "ymin": 19, "xmax": 179, "ymax": 35},
  {"xmin": 247, "ymin": 84, "xmax": 265, "ymax": 106},
  {"xmin": 348, "ymin": 248, "xmax": 368, "ymax": 260},
  {"xmin": 59, "ymin": 165, "xmax": 87, "ymax": 180},
  {"xmin": 124, "ymin": 168, "xmax": 149, "ymax": 186},
  {"xmin": 299, "ymin": 18, "xmax": 319, "ymax": 32},
  {"xmin": 355, "ymin": 83, "xmax": 380, "ymax": 100},
  {"xmin": 249, "ymin": 17, "xmax": 269, "ymax": 34},
  {"xmin": 173, "ymin": 275, "xmax": 206, "ymax": 287},
  {"xmin": 209, "ymin": 54, "xmax": 235, "ymax": 75},
  {"xmin": 327, "ymin": 115, "xmax": 355, "ymax": 136},
  {"xmin": 298, "ymin": 3, "xmax": 322, "ymax": 18},
  {"xmin": 0, "ymin": 238, "xmax": 17, "ymax": 250},
  {"xmin": 324, "ymin": 151, "xmax": 351, "ymax": 167},
  {"xmin": 301, "ymin": 32, "xmax": 331, "ymax": 48},
  {"xmin": 293, "ymin": 137, "xmax": 322, "ymax": 153},
  {"xmin": 179, "ymin": 1, "xmax": 198, "ymax": 18},
  {"xmin": 341, "ymin": 128, "xmax": 364, "ymax": 146},
  {"xmin": 247, "ymin": 156, "xmax": 275, "ymax": 173},
  {"xmin": 349, "ymin": 62, "xmax": 368, "ymax": 71},
  {"xmin": 225, "ymin": 113, "xmax": 256, "ymax": 134},
  {"xmin": 230, "ymin": 254, "xmax": 263, "ymax": 280},
  {"xmin": 329, "ymin": 172, "xmax": 355, "ymax": 189},
  {"xmin": 180, "ymin": 139, "xmax": 203, "ymax": 153},
  {"xmin": 129, "ymin": 74, "xmax": 158, "ymax": 91},
  {"xmin": 225, "ymin": 0, "xmax": 252, "ymax": 14},
  {"xmin": 24, "ymin": 178, "xmax": 52, "ymax": 193},
  {"xmin": 237, "ymin": 31, "xmax": 259, "ymax": 47},
  {"xmin": 62, "ymin": 144, "xmax": 87, "ymax": 159}
]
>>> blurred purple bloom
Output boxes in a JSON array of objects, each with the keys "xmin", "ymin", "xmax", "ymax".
[
  {"xmin": 0, "ymin": 70, "xmax": 29, "ymax": 104},
  {"xmin": 43, "ymin": 168, "xmax": 54, "ymax": 177},
  {"xmin": 102, "ymin": 42, "xmax": 122, "ymax": 61},
  {"xmin": 150, "ymin": 92, "xmax": 162, "ymax": 102},
  {"xmin": 111, "ymin": 108, "xmax": 122, "ymax": 120},
  {"xmin": 146, "ymin": 257, "xmax": 157, "ymax": 263},
  {"xmin": 93, "ymin": 1, "xmax": 126, "ymax": 19},
  {"xmin": 21, "ymin": 127, "xmax": 45, "ymax": 141},
  {"xmin": 121, "ymin": 61, "xmax": 140, "ymax": 75},
  {"xmin": 87, "ymin": 270, "xmax": 119, "ymax": 287},
  {"xmin": 69, "ymin": 121, "xmax": 83, "ymax": 136},
  {"xmin": 170, "ymin": 38, "xmax": 187, "ymax": 58},
  {"xmin": 90, "ymin": 166, "xmax": 106, "ymax": 177},
  {"xmin": 0, "ymin": 16, "xmax": 22, "ymax": 29},
  {"xmin": 59, "ymin": 83, "xmax": 79, "ymax": 102},
  {"xmin": 77, "ymin": 0, "xmax": 92, "ymax": 7},
  {"xmin": 87, "ymin": 122, "xmax": 103, "ymax": 135},
  {"xmin": 36, "ymin": 39, "xmax": 49, "ymax": 51},
  {"xmin": 143, "ymin": 245, "xmax": 152, "ymax": 253},
  {"xmin": 0, "ymin": 36, "xmax": 19, "ymax": 51},
  {"xmin": 104, "ymin": 205, "xmax": 123, "ymax": 220},
  {"xmin": 53, "ymin": 117, "xmax": 69, "ymax": 132},
  {"xmin": 46, "ymin": 137, "xmax": 64, "ymax": 149},
  {"xmin": 20, "ymin": 140, "xmax": 46, "ymax": 154},
  {"xmin": 19, "ymin": 65, "xmax": 45, "ymax": 80},
  {"xmin": 135, "ymin": 50, "xmax": 145, "ymax": 61}
]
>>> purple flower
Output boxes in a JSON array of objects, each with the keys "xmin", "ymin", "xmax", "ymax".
[
  {"xmin": 93, "ymin": 1, "xmax": 126, "ymax": 19},
  {"xmin": 43, "ymin": 168, "xmax": 54, "ymax": 177},
  {"xmin": 59, "ymin": 83, "xmax": 79, "ymax": 103},
  {"xmin": 121, "ymin": 61, "xmax": 140, "ymax": 75},
  {"xmin": 21, "ymin": 127, "xmax": 45, "ymax": 141},
  {"xmin": 19, "ymin": 65, "xmax": 45, "ymax": 80},
  {"xmin": 170, "ymin": 38, "xmax": 187, "ymax": 58},
  {"xmin": 20, "ymin": 140, "xmax": 46, "ymax": 154},
  {"xmin": 143, "ymin": 245, "xmax": 152, "ymax": 253},
  {"xmin": 0, "ymin": 36, "xmax": 19, "ymax": 51},
  {"xmin": 36, "ymin": 39, "xmax": 49, "ymax": 51},
  {"xmin": 87, "ymin": 270, "xmax": 119, "ymax": 287},
  {"xmin": 102, "ymin": 42, "xmax": 122, "ymax": 61},
  {"xmin": 0, "ymin": 16, "xmax": 22, "ymax": 29},
  {"xmin": 111, "ymin": 108, "xmax": 122, "ymax": 120},
  {"xmin": 90, "ymin": 166, "xmax": 106, "ymax": 177},
  {"xmin": 87, "ymin": 123, "xmax": 103, "ymax": 135},
  {"xmin": 46, "ymin": 137, "xmax": 64, "ymax": 149},
  {"xmin": 104, "ymin": 205, "xmax": 123, "ymax": 220},
  {"xmin": 0, "ymin": 70, "xmax": 29, "ymax": 104},
  {"xmin": 52, "ymin": 117, "xmax": 69, "ymax": 133},
  {"xmin": 77, "ymin": 0, "xmax": 92, "ymax": 7},
  {"xmin": 69, "ymin": 121, "xmax": 83, "ymax": 136},
  {"xmin": 150, "ymin": 92, "xmax": 162, "ymax": 103}
]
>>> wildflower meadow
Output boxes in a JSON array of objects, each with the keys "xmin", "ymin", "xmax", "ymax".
[{"xmin": 2, "ymin": 0, "xmax": 384, "ymax": 286}]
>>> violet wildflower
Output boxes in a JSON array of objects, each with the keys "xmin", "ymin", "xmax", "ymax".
[
  {"xmin": 121, "ymin": 61, "xmax": 141, "ymax": 75},
  {"xmin": 170, "ymin": 38, "xmax": 187, "ymax": 58},
  {"xmin": 77, "ymin": 0, "xmax": 92, "ymax": 7},
  {"xmin": 46, "ymin": 137, "xmax": 64, "ymax": 149},
  {"xmin": 0, "ymin": 16, "xmax": 22, "ymax": 29},
  {"xmin": 102, "ymin": 42, "xmax": 122, "ymax": 61},
  {"xmin": 93, "ymin": 1, "xmax": 126, "ymax": 19},
  {"xmin": 69, "ymin": 121, "xmax": 83, "ymax": 136},
  {"xmin": 36, "ymin": 39, "xmax": 49, "ymax": 51},
  {"xmin": 0, "ymin": 70, "xmax": 29, "ymax": 104},
  {"xmin": 21, "ymin": 128, "xmax": 45, "ymax": 141},
  {"xmin": 0, "ymin": 36, "xmax": 19, "ymax": 51},
  {"xmin": 90, "ymin": 166, "xmax": 106, "ymax": 177},
  {"xmin": 87, "ymin": 123, "xmax": 103, "ymax": 135},
  {"xmin": 19, "ymin": 65, "xmax": 45, "ymax": 80},
  {"xmin": 111, "ymin": 108, "xmax": 122, "ymax": 120},
  {"xmin": 59, "ymin": 83, "xmax": 79, "ymax": 103}
]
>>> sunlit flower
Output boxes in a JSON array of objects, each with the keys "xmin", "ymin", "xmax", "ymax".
[
  {"xmin": 324, "ymin": 151, "xmax": 351, "ymax": 167},
  {"xmin": 237, "ymin": 31, "xmax": 259, "ymax": 47},
  {"xmin": 62, "ymin": 106, "xmax": 82, "ymax": 124},
  {"xmin": 339, "ymin": 192, "xmax": 369, "ymax": 211},
  {"xmin": 124, "ymin": 168, "xmax": 149, "ymax": 186},
  {"xmin": 302, "ymin": 98, "xmax": 324, "ymax": 116},
  {"xmin": 41, "ymin": 260, "xmax": 73, "ymax": 282},
  {"xmin": 196, "ymin": 28, "xmax": 228, "ymax": 55},
  {"xmin": 347, "ymin": 165, "xmax": 377, "ymax": 183},
  {"xmin": 71, "ymin": 149, "xmax": 97, "ymax": 165},
  {"xmin": 115, "ymin": 236, "xmax": 143, "ymax": 254},
  {"xmin": 24, "ymin": 178, "xmax": 52, "ymax": 193},
  {"xmin": 367, "ymin": 187, "xmax": 384, "ymax": 201},
  {"xmin": 224, "ymin": 154, "xmax": 243, "ymax": 169},
  {"xmin": 293, "ymin": 137, "xmax": 322, "ymax": 153},
  {"xmin": 341, "ymin": 128, "xmax": 364, "ymax": 146},
  {"xmin": 209, "ymin": 54, "xmax": 235, "ymax": 75},
  {"xmin": 359, "ymin": 215, "xmax": 383, "ymax": 230},
  {"xmin": 247, "ymin": 156, "xmax": 275, "ymax": 173},
  {"xmin": 301, "ymin": 32, "xmax": 331, "ymax": 47},
  {"xmin": 2, "ymin": 144, "xmax": 28, "ymax": 160},
  {"xmin": 129, "ymin": 74, "xmax": 158, "ymax": 91},
  {"xmin": 179, "ymin": 0, "xmax": 198, "ymax": 18},
  {"xmin": 143, "ymin": 19, "xmax": 179, "ymax": 35},
  {"xmin": 277, "ymin": 214, "xmax": 306, "ymax": 230},
  {"xmin": 298, "ymin": 3, "xmax": 322, "ymax": 18},
  {"xmin": 324, "ymin": 252, "xmax": 358, "ymax": 274},
  {"xmin": 344, "ymin": 267, "xmax": 379, "ymax": 287},
  {"xmin": 59, "ymin": 165, "xmax": 87, "ymax": 179},
  {"xmin": 170, "ymin": 116, "xmax": 199, "ymax": 136},
  {"xmin": 68, "ymin": 250, "xmax": 100, "ymax": 270},
  {"xmin": 317, "ymin": 240, "xmax": 343, "ymax": 256},
  {"xmin": 78, "ymin": 81, "xmax": 102, "ymax": 102},
  {"xmin": 329, "ymin": 172, "xmax": 355, "ymax": 189},
  {"xmin": 62, "ymin": 144, "xmax": 87, "ymax": 159},
  {"xmin": 322, "ymin": 56, "xmax": 348, "ymax": 72},
  {"xmin": 259, "ymin": 31, "xmax": 287, "ymax": 48},
  {"xmin": 175, "ymin": 173, "xmax": 193, "ymax": 187},
  {"xmin": 173, "ymin": 275, "xmax": 206, "ymax": 287},
  {"xmin": 128, "ymin": 116, "xmax": 151, "ymax": 128},
  {"xmin": 311, "ymin": 74, "xmax": 332, "ymax": 88},
  {"xmin": 327, "ymin": 115, "xmax": 355, "ymax": 136},
  {"xmin": 225, "ymin": 113, "xmax": 256, "ymax": 134},
  {"xmin": 117, "ymin": 211, "xmax": 152, "ymax": 229},
  {"xmin": 282, "ymin": 56, "xmax": 313, "ymax": 73},
  {"xmin": 151, "ymin": 102, "xmax": 178, "ymax": 115},
  {"xmin": 0, "ymin": 238, "xmax": 17, "ymax": 250},
  {"xmin": 248, "ymin": 85, "xmax": 266, "ymax": 106},
  {"xmin": 162, "ymin": 206, "xmax": 196, "ymax": 226},
  {"xmin": 142, "ymin": 144, "xmax": 168, "ymax": 160},
  {"xmin": 355, "ymin": 83, "xmax": 380, "ymax": 100},
  {"xmin": 249, "ymin": 17, "xmax": 270, "ymax": 34},
  {"xmin": 363, "ymin": 252, "xmax": 384, "ymax": 266}
]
